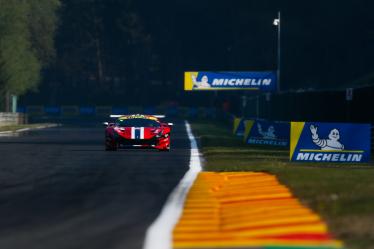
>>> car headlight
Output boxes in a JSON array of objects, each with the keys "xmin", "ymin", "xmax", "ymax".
[{"xmin": 156, "ymin": 133, "xmax": 169, "ymax": 138}]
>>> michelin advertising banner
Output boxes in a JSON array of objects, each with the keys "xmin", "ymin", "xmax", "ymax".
[
  {"xmin": 184, "ymin": 71, "xmax": 277, "ymax": 91},
  {"xmin": 233, "ymin": 117, "xmax": 245, "ymax": 136},
  {"xmin": 290, "ymin": 122, "xmax": 371, "ymax": 163},
  {"xmin": 244, "ymin": 120, "xmax": 290, "ymax": 147}
]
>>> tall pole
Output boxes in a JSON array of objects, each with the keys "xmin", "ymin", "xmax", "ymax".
[{"xmin": 277, "ymin": 11, "xmax": 281, "ymax": 92}]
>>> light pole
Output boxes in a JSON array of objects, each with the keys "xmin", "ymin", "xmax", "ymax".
[{"xmin": 273, "ymin": 11, "xmax": 281, "ymax": 92}]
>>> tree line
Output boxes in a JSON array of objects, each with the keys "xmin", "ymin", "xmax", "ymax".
[{"xmin": 0, "ymin": 0, "xmax": 60, "ymax": 111}]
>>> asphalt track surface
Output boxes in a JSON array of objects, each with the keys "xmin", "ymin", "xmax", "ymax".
[{"xmin": 0, "ymin": 121, "xmax": 190, "ymax": 249}]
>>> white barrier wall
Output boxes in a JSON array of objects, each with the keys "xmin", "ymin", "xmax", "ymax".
[{"xmin": 0, "ymin": 113, "xmax": 27, "ymax": 126}]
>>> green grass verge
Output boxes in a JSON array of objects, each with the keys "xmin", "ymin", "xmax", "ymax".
[
  {"xmin": 0, "ymin": 124, "xmax": 52, "ymax": 132},
  {"xmin": 191, "ymin": 120, "xmax": 374, "ymax": 249}
]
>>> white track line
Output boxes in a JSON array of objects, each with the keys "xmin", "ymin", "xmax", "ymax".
[{"xmin": 142, "ymin": 121, "xmax": 202, "ymax": 249}]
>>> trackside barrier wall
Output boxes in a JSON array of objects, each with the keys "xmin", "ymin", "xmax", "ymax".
[
  {"xmin": 26, "ymin": 106, "xmax": 44, "ymax": 116},
  {"xmin": 111, "ymin": 107, "xmax": 128, "ymax": 115},
  {"xmin": 61, "ymin": 106, "xmax": 79, "ymax": 116},
  {"xmin": 80, "ymin": 106, "xmax": 96, "ymax": 115},
  {"xmin": 44, "ymin": 106, "xmax": 61, "ymax": 115},
  {"xmin": 95, "ymin": 106, "xmax": 112, "ymax": 116},
  {"xmin": 18, "ymin": 106, "xmax": 221, "ymax": 119},
  {"xmin": 0, "ymin": 112, "xmax": 28, "ymax": 126}
]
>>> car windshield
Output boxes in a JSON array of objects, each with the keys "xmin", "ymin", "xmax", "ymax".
[{"xmin": 116, "ymin": 118, "xmax": 160, "ymax": 127}]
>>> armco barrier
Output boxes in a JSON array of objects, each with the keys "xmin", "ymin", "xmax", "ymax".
[
  {"xmin": 20, "ymin": 105, "xmax": 224, "ymax": 119},
  {"xmin": 79, "ymin": 106, "xmax": 96, "ymax": 115},
  {"xmin": 95, "ymin": 106, "xmax": 112, "ymax": 116},
  {"xmin": 44, "ymin": 106, "xmax": 61, "ymax": 115},
  {"xmin": 61, "ymin": 106, "xmax": 79, "ymax": 116},
  {"xmin": 26, "ymin": 106, "xmax": 44, "ymax": 116},
  {"xmin": 111, "ymin": 107, "xmax": 128, "ymax": 115}
]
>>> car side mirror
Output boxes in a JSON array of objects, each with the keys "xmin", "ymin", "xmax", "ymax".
[
  {"xmin": 167, "ymin": 123, "xmax": 174, "ymax": 126},
  {"xmin": 103, "ymin": 122, "xmax": 109, "ymax": 127}
]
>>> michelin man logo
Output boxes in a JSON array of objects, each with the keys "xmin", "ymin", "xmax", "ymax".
[
  {"xmin": 257, "ymin": 123, "xmax": 276, "ymax": 139},
  {"xmin": 310, "ymin": 125, "xmax": 344, "ymax": 151},
  {"xmin": 192, "ymin": 75, "xmax": 211, "ymax": 89}
]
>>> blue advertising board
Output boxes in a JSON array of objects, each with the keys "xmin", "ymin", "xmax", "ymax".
[
  {"xmin": 185, "ymin": 71, "xmax": 277, "ymax": 91},
  {"xmin": 244, "ymin": 120, "xmax": 290, "ymax": 147},
  {"xmin": 290, "ymin": 122, "xmax": 371, "ymax": 163},
  {"xmin": 80, "ymin": 106, "xmax": 95, "ymax": 115},
  {"xmin": 44, "ymin": 106, "xmax": 61, "ymax": 115},
  {"xmin": 111, "ymin": 107, "xmax": 129, "ymax": 115}
]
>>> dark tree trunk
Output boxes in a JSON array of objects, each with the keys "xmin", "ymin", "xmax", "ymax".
[{"xmin": 5, "ymin": 91, "xmax": 11, "ymax": 112}]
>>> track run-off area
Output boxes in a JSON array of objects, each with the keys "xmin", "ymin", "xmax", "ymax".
[{"xmin": 0, "ymin": 120, "xmax": 342, "ymax": 249}]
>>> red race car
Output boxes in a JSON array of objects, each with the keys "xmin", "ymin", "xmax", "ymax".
[{"xmin": 104, "ymin": 114, "xmax": 172, "ymax": 151}]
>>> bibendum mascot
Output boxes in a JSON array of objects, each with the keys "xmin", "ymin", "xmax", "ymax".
[
  {"xmin": 310, "ymin": 125, "xmax": 344, "ymax": 151},
  {"xmin": 192, "ymin": 75, "xmax": 211, "ymax": 89},
  {"xmin": 257, "ymin": 123, "xmax": 276, "ymax": 139}
]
